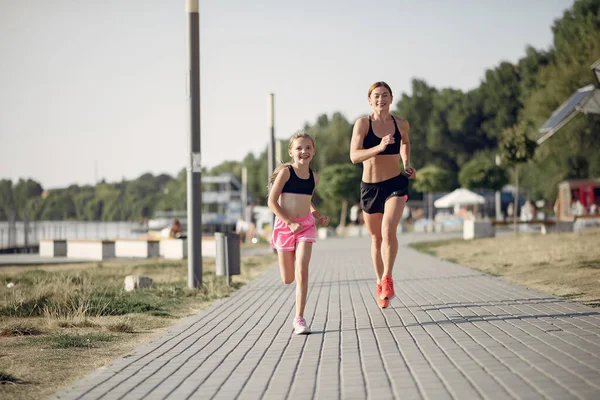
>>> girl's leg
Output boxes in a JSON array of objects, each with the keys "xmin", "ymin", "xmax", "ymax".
[
  {"xmin": 278, "ymin": 250, "xmax": 296, "ymax": 284},
  {"xmin": 294, "ymin": 241, "xmax": 313, "ymax": 317},
  {"xmin": 381, "ymin": 196, "xmax": 407, "ymax": 277},
  {"xmin": 362, "ymin": 211, "xmax": 384, "ymax": 282}
]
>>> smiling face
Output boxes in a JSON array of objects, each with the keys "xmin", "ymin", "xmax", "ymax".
[
  {"xmin": 368, "ymin": 86, "xmax": 392, "ymax": 112},
  {"xmin": 289, "ymin": 136, "xmax": 315, "ymax": 165},
  {"xmin": 368, "ymin": 81, "xmax": 393, "ymax": 113}
]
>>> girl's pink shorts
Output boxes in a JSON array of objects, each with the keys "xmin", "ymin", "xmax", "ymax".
[{"xmin": 270, "ymin": 213, "xmax": 316, "ymax": 252}]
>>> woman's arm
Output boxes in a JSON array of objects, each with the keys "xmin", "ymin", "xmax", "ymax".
[
  {"xmin": 350, "ymin": 117, "xmax": 389, "ymax": 164},
  {"xmin": 398, "ymin": 118, "xmax": 416, "ymax": 178}
]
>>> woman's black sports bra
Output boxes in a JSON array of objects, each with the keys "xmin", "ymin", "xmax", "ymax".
[
  {"xmin": 362, "ymin": 115, "xmax": 401, "ymax": 155},
  {"xmin": 281, "ymin": 165, "xmax": 315, "ymax": 195}
]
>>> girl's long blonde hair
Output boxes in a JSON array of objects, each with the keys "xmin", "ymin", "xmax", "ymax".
[{"xmin": 267, "ymin": 131, "xmax": 316, "ymax": 194}]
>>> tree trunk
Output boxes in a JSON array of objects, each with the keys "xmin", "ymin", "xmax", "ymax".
[
  {"xmin": 513, "ymin": 165, "xmax": 519, "ymax": 236},
  {"xmin": 339, "ymin": 199, "xmax": 348, "ymax": 228}
]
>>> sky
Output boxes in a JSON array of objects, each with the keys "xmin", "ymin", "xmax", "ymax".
[{"xmin": 0, "ymin": 0, "xmax": 574, "ymax": 189}]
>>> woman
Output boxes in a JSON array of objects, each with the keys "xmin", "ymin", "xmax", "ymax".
[{"xmin": 350, "ymin": 81, "xmax": 416, "ymax": 308}]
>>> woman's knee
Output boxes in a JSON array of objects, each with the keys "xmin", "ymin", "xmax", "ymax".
[
  {"xmin": 381, "ymin": 225, "xmax": 398, "ymax": 245},
  {"xmin": 369, "ymin": 233, "xmax": 383, "ymax": 247},
  {"xmin": 382, "ymin": 224, "xmax": 397, "ymax": 238}
]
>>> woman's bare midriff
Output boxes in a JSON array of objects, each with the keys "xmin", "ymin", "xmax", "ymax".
[
  {"xmin": 362, "ymin": 154, "xmax": 402, "ymax": 183},
  {"xmin": 279, "ymin": 193, "xmax": 312, "ymax": 218}
]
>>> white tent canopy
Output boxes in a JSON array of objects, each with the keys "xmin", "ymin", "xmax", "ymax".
[{"xmin": 434, "ymin": 188, "xmax": 485, "ymax": 209}]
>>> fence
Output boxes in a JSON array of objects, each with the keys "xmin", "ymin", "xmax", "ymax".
[{"xmin": 0, "ymin": 220, "xmax": 147, "ymax": 251}]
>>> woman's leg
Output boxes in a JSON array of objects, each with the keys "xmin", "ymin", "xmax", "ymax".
[
  {"xmin": 294, "ymin": 241, "xmax": 313, "ymax": 317},
  {"xmin": 378, "ymin": 195, "xmax": 407, "ymax": 300},
  {"xmin": 363, "ymin": 211, "xmax": 384, "ymax": 282},
  {"xmin": 380, "ymin": 196, "xmax": 407, "ymax": 277}
]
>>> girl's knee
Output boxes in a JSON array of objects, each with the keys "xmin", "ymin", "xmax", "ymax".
[
  {"xmin": 279, "ymin": 265, "xmax": 295, "ymax": 284},
  {"xmin": 295, "ymin": 269, "xmax": 308, "ymax": 284}
]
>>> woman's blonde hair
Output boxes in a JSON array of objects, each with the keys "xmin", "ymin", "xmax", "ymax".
[
  {"xmin": 368, "ymin": 81, "xmax": 393, "ymax": 98},
  {"xmin": 267, "ymin": 131, "xmax": 316, "ymax": 193}
]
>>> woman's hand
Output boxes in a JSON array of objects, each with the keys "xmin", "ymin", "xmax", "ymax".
[
  {"xmin": 378, "ymin": 134, "xmax": 395, "ymax": 152},
  {"xmin": 404, "ymin": 165, "xmax": 416, "ymax": 179}
]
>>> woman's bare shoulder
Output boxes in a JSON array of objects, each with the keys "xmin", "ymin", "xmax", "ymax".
[
  {"xmin": 392, "ymin": 115, "xmax": 409, "ymax": 130},
  {"xmin": 354, "ymin": 115, "xmax": 370, "ymax": 125},
  {"xmin": 391, "ymin": 115, "xmax": 408, "ymax": 124}
]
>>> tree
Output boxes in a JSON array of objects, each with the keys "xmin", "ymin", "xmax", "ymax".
[
  {"xmin": 411, "ymin": 164, "xmax": 455, "ymax": 219},
  {"xmin": 317, "ymin": 163, "xmax": 362, "ymax": 227},
  {"xmin": 39, "ymin": 191, "xmax": 77, "ymax": 220},
  {"xmin": 394, "ymin": 79, "xmax": 437, "ymax": 169},
  {"xmin": 517, "ymin": 46, "xmax": 550, "ymax": 103},
  {"xmin": 304, "ymin": 112, "xmax": 353, "ymax": 172},
  {"xmin": 0, "ymin": 179, "xmax": 14, "ymax": 220},
  {"xmin": 518, "ymin": 0, "xmax": 600, "ymax": 201},
  {"xmin": 499, "ymin": 122, "xmax": 537, "ymax": 233},
  {"xmin": 479, "ymin": 62, "xmax": 522, "ymax": 141},
  {"xmin": 459, "ymin": 152, "xmax": 508, "ymax": 191}
]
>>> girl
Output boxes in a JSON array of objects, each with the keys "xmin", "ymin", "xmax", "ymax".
[
  {"xmin": 268, "ymin": 132, "xmax": 329, "ymax": 335},
  {"xmin": 350, "ymin": 81, "xmax": 416, "ymax": 309}
]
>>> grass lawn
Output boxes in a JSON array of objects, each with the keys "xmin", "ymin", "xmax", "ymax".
[
  {"xmin": 410, "ymin": 229, "xmax": 600, "ymax": 306},
  {"xmin": 0, "ymin": 251, "xmax": 277, "ymax": 400}
]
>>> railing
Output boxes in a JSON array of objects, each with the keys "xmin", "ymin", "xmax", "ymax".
[{"xmin": 0, "ymin": 221, "xmax": 148, "ymax": 250}]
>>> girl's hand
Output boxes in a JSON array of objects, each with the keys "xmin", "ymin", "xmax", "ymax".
[
  {"xmin": 318, "ymin": 215, "xmax": 330, "ymax": 227},
  {"xmin": 288, "ymin": 222, "xmax": 302, "ymax": 233},
  {"xmin": 404, "ymin": 166, "xmax": 416, "ymax": 179}
]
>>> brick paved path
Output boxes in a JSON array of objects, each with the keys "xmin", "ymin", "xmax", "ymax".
[{"xmin": 52, "ymin": 233, "xmax": 600, "ymax": 400}]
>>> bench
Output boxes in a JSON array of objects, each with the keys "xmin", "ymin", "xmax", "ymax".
[
  {"xmin": 492, "ymin": 219, "xmax": 573, "ymax": 234},
  {"xmin": 115, "ymin": 239, "xmax": 160, "ymax": 258},
  {"xmin": 39, "ymin": 239, "xmax": 67, "ymax": 257},
  {"xmin": 463, "ymin": 220, "xmax": 495, "ymax": 240},
  {"xmin": 67, "ymin": 240, "xmax": 115, "ymax": 260},
  {"xmin": 492, "ymin": 219, "xmax": 556, "ymax": 226},
  {"xmin": 160, "ymin": 237, "xmax": 217, "ymax": 259}
]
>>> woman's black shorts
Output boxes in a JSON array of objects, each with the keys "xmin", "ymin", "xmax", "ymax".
[{"xmin": 360, "ymin": 174, "xmax": 409, "ymax": 214}]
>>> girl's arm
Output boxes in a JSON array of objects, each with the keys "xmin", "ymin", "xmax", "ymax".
[
  {"xmin": 310, "ymin": 202, "xmax": 321, "ymax": 219},
  {"xmin": 267, "ymin": 167, "xmax": 294, "ymax": 225},
  {"xmin": 310, "ymin": 202, "xmax": 330, "ymax": 226}
]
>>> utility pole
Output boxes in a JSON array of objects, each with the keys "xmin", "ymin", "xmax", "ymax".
[
  {"xmin": 267, "ymin": 94, "xmax": 276, "ymax": 239},
  {"xmin": 186, "ymin": 0, "xmax": 202, "ymax": 288},
  {"xmin": 267, "ymin": 93, "xmax": 275, "ymax": 183}
]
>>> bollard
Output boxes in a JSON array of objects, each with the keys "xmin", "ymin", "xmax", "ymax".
[{"xmin": 215, "ymin": 232, "xmax": 241, "ymax": 284}]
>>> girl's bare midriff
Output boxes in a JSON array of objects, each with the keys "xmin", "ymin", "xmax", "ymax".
[
  {"xmin": 362, "ymin": 153, "xmax": 402, "ymax": 183},
  {"xmin": 279, "ymin": 193, "xmax": 312, "ymax": 218}
]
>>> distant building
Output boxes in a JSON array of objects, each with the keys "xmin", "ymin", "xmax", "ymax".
[{"xmin": 149, "ymin": 173, "xmax": 243, "ymax": 234}]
